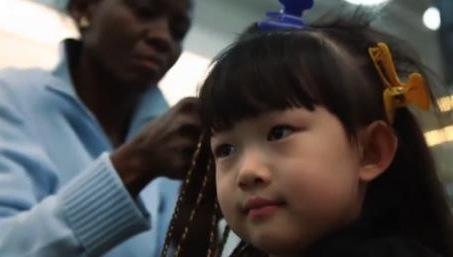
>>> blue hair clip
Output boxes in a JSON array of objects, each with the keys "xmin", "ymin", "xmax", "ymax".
[{"xmin": 258, "ymin": 0, "xmax": 314, "ymax": 31}]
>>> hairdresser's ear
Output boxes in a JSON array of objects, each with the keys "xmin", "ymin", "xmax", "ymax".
[
  {"xmin": 68, "ymin": 0, "xmax": 101, "ymax": 32},
  {"xmin": 358, "ymin": 121, "xmax": 398, "ymax": 182}
]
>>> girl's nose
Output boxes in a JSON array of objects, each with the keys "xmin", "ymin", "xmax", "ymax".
[{"xmin": 236, "ymin": 149, "xmax": 271, "ymax": 190}]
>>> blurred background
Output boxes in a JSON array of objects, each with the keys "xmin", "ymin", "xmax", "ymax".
[{"xmin": 1, "ymin": 0, "xmax": 453, "ymax": 183}]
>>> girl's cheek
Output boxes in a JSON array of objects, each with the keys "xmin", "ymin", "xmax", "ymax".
[{"xmin": 216, "ymin": 177, "xmax": 233, "ymax": 217}]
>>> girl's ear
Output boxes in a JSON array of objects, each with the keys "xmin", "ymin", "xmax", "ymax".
[{"xmin": 358, "ymin": 121, "xmax": 398, "ymax": 182}]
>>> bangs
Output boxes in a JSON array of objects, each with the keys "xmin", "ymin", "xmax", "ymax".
[
  {"xmin": 200, "ymin": 30, "xmax": 370, "ymax": 134},
  {"xmin": 200, "ymin": 31, "xmax": 323, "ymax": 132}
]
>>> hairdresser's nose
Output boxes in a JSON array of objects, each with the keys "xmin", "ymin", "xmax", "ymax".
[
  {"xmin": 236, "ymin": 148, "xmax": 271, "ymax": 190},
  {"xmin": 143, "ymin": 16, "xmax": 174, "ymax": 53}
]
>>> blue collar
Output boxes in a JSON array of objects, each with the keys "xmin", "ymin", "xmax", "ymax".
[{"xmin": 46, "ymin": 39, "xmax": 169, "ymax": 142}]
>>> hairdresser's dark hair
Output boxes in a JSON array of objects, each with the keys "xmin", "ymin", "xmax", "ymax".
[
  {"xmin": 66, "ymin": 0, "xmax": 91, "ymax": 12},
  {"xmin": 161, "ymin": 20, "xmax": 453, "ymax": 257},
  {"xmin": 66, "ymin": 0, "xmax": 194, "ymax": 13}
]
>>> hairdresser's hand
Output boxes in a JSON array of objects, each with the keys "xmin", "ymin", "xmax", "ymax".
[{"xmin": 111, "ymin": 97, "xmax": 201, "ymax": 197}]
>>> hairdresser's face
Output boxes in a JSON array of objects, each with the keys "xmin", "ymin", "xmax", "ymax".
[
  {"xmin": 72, "ymin": 0, "xmax": 192, "ymax": 87},
  {"xmin": 211, "ymin": 107, "xmax": 365, "ymax": 257}
]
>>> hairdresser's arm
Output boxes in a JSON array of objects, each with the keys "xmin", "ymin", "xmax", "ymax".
[
  {"xmin": 0, "ymin": 81, "xmax": 150, "ymax": 257},
  {"xmin": 111, "ymin": 97, "xmax": 201, "ymax": 198}
]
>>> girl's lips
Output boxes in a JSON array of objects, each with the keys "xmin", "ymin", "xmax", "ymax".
[
  {"xmin": 243, "ymin": 196, "xmax": 285, "ymax": 217},
  {"xmin": 248, "ymin": 205, "xmax": 283, "ymax": 220}
]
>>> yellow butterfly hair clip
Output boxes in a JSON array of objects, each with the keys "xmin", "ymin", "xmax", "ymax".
[{"xmin": 368, "ymin": 42, "xmax": 432, "ymax": 123}]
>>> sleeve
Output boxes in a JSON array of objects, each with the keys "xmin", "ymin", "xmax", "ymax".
[{"xmin": 0, "ymin": 79, "xmax": 150, "ymax": 257}]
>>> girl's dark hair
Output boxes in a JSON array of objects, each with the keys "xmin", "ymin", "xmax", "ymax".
[{"xmin": 162, "ymin": 22, "xmax": 453, "ymax": 257}]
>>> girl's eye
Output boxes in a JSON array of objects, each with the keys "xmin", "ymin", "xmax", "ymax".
[
  {"xmin": 213, "ymin": 144, "xmax": 236, "ymax": 158},
  {"xmin": 267, "ymin": 125, "xmax": 295, "ymax": 141}
]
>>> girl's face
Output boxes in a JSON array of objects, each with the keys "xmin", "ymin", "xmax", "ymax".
[{"xmin": 211, "ymin": 107, "xmax": 367, "ymax": 257}]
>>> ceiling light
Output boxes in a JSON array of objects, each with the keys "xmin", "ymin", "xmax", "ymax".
[
  {"xmin": 423, "ymin": 7, "xmax": 441, "ymax": 31},
  {"xmin": 343, "ymin": 0, "xmax": 390, "ymax": 6}
]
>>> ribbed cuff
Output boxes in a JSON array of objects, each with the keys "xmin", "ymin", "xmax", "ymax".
[{"xmin": 60, "ymin": 152, "xmax": 150, "ymax": 256}]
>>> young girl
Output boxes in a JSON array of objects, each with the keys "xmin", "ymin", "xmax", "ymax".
[{"xmin": 159, "ymin": 9, "xmax": 453, "ymax": 257}]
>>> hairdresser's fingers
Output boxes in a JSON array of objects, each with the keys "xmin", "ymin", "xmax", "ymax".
[
  {"xmin": 110, "ymin": 97, "xmax": 201, "ymax": 196},
  {"xmin": 172, "ymin": 97, "xmax": 200, "ymax": 114}
]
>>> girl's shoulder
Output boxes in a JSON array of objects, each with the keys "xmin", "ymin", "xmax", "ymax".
[
  {"xmin": 305, "ymin": 232, "xmax": 443, "ymax": 257},
  {"xmin": 351, "ymin": 236, "xmax": 442, "ymax": 257}
]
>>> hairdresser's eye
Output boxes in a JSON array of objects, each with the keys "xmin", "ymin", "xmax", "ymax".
[
  {"xmin": 267, "ymin": 125, "xmax": 294, "ymax": 141},
  {"xmin": 213, "ymin": 144, "xmax": 236, "ymax": 158}
]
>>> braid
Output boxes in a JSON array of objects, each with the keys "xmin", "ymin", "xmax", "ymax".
[
  {"xmin": 206, "ymin": 202, "xmax": 221, "ymax": 257},
  {"xmin": 173, "ymin": 159, "xmax": 214, "ymax": 257},
  {"xmin": 160, "ymin": 137, "xmax": 205, "ymax": 257},
  {"xmin": 161, "ymin": 135, "xmax": 221, "ymax": 257}
]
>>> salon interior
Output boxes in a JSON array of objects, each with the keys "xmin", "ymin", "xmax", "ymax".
[{"xmin": 1, "ymin": 0, "xmax": 453, "ymax": 198}]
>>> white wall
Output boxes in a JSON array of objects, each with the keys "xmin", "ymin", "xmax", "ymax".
[{"xmin": 0, "ymin": 0, "xmax": 213, "ymax": 105}]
